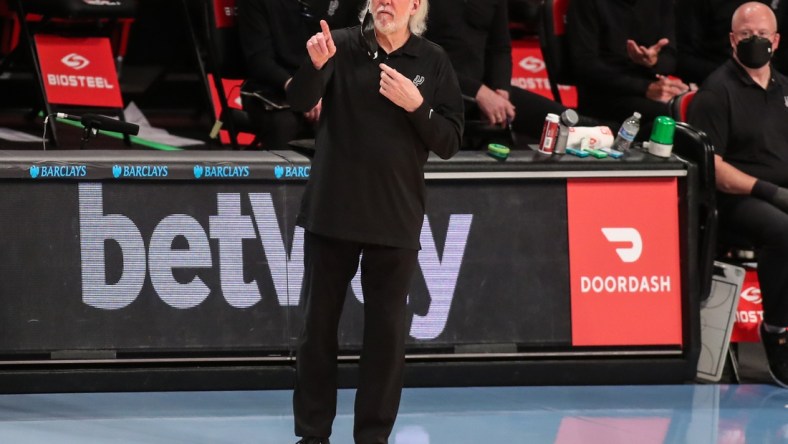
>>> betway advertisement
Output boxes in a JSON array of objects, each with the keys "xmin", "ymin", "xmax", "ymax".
[
  {"xmin": 35, "ymin": 35, "xmax": 123, "ymax": 108},
  {"xmin": 0, "ymin": 180, "xmax": 571, "ymax": 354},
  {"xmin": 567, "ymin": 178, "xmax": 682, "ymax": 346}
]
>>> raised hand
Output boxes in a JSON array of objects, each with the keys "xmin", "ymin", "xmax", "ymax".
[
  {"xmin": 379, "ymin": 63, "xmax": 424, "ymax": 112},
  {"xmin": 626, "ymin": 38, "xmax": 669, "ymax": 67},
  {"xmin": 306, "ymin": 20, "xmax": 336, "ymax": 70}
]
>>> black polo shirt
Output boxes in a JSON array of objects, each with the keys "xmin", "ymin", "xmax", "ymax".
[
  {"xmin": 287, "ymin": 26, "xmax": 464, "ymax": 249},
  {"xmin": 688, "ymin": 59, "xmax": 788, "ymax": 186}
]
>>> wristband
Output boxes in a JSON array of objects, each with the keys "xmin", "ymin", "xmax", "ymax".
[
  {"xmin": 752, "ymin": 179, "xmax": 779, "ymax": 201},
  {"xmin": 487, "ymin": 143, "xmax": 510, "ymax": 160}
]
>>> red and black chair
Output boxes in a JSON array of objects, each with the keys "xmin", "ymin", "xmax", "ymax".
[
  {"xmin": 669, "ymin": 90, "xmax": 697, "ymax": 123},
  {"xmin": 5, "ymin": 0, "xmax": 136, "ymax": 147},
  {"xmin": 185, "ymin": 0, "xmax": 258, "ymax": 149}
]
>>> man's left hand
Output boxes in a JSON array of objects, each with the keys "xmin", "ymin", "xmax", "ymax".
[{"xmin": 379, "ymin": 64, "xmax": 423, "ymax": 112}]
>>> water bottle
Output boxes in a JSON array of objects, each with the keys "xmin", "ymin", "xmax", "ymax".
[{"xmin": 612, "ymin": 111, "xmax": 641, "ymax": 152}]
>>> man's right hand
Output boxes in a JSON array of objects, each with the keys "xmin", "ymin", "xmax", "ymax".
[
  {"xmin": 306, "ymin": 20, "xmax": 336, "ymax": 70},
  {"xmin": 476, "ymin": 85, "xmax": 516, "ymax": 126},
  {"xmin": 646, "ymin": 75, "xmax": 689, "ymax": 103}
]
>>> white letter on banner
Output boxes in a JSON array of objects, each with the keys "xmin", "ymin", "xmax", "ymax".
[
  {"xmin": 410, "ymin": 214, "xmax": 473, "ymax": 340},
  {"xmin": 149, "ymin": 215, "xmax": 212, "ymax": 309},
  {"xmin": 79, "ymin": 183, "xmax": 146, "ymax": 309},
  {"xmin": 209, "ymin": 193, "xmax": 261, "ymax": 308},
  {"xmin": 248, "ymin": 193, "xmax": 305, "ymax": 307}
]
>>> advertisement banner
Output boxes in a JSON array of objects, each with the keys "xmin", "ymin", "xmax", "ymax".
[
  {"xmin": 731, "ymin": 267, "xmax": 762, "ymax": 343},
  {"xmin": 0, "ymin": 180, "xmax": 571, "ymax": 354},
  {"xmin": 567, "ymin": 178, "xmax": 683, "ymax": 346},
  {"xmin": 35, "ymin": 35, "xmax": 123, "ymax": 108},
  {"xmin": 511, "ymin": 38, "xmax": 577, "ymax": 108}
]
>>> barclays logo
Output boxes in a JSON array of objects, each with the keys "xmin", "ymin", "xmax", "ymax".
[
  {"xmin": 199, "ymin": 165, "xmax": 250, "ymax": 178},
  {"xmin": 274, "ymin": 165, "xmax": 310, "ymax": 179},
  {"xmin": 30, "ymin": 164, "xmax": 87, "ymax": 178},
  {"xmin": 112, "ymin": 165, "xmax": 169, "ymax": 178}
]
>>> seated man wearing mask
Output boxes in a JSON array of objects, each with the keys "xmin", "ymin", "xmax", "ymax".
[{"xmin": 688, "ymin": 2, "xmax": 788, "ymax": 388}]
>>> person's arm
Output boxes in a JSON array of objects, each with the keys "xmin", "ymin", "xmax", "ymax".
[
  {"xmin": 715, "ymin": 154, "xmax": 756, "ymax": 194},
  {"xmin": 380, "ymin": 52, "xmax": 462, "ymax": 160},
  {"xmin": 286, "ymin": 21, "xmax": 336, "ymax": 112},
  {"xmin": 689, "ymin": 85, "xmax": 788, "ymax": 211},
  {"xmin": 483, "ymin": 0, "xmax": 512, "ymax": 93},
  {"xmin": 566, "ymin": 0, "xmax": 650, "ymax": 95},
  {"xmin": 650, "ymin": 0, "xmax": 678, "ymax": 75},
  {"xmin": 408, "ymin": 54, "xmax": 464, "ymax": 159},
  {"xmin": 238, "ymin": 0, "xmax": 292, "ymax": 91}
]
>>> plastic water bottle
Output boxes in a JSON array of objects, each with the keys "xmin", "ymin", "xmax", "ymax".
[{"xmin": 612, "ymin": 111, "xmax": 641, "ymax": 152}]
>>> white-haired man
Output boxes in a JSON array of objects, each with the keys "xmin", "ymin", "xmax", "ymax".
[
  {"xmin": 688, "ymin": 2, "xmax": 788, "ymax": 388},
  {"xmin": 286, "ymin": 0, "xmax": 463, "ymax": 442}
]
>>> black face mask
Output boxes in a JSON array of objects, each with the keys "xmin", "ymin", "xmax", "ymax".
[
  {"xmin": 736, "ymin": 35, "xmax": 773, "ymax": 69},
  {"xmin": 361, "ymin": 11, "xmax": 379, "ymax": 60}
]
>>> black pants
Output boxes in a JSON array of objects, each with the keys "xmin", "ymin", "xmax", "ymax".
[
  {"xmin": 719, "ymin": 193, "xmax": 788, "ymax": 326},
  {"xmin": 293, "ymin": 231, "xmax": 419, "ymax": 444}
]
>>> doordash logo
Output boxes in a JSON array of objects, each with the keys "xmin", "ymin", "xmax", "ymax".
[
  {"xmin": 566, "ymin": 178, "xmax": 683, "ymax": 346},
  {"xmin": 601, "ymin": 227, "xmax": 642, "ymax": 262}
]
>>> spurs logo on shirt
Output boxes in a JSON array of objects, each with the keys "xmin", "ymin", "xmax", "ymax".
[
  {"xmin": 413, "ymin": 75, "xmax": 425, "ymax": 87},
  {"xmin": 784, "ymin": 96, "xmax": 788, "ymax": 107}
]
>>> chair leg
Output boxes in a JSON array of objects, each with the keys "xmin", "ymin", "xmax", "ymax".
[{"xmin": 727, "ymin": 344, "xmax": 741, "ymax": 383}]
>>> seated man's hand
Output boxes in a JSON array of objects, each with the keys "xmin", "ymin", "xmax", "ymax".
[
  {"xmin": 476, "ymin": 85, "xmax": 516, "ymax": 126},
  {"xmin": 646, "ymin": 75, "xmax": 689, "ymax": 103},
  {"xmin": 626, "ymin": 38, "xmax": 669, "ymax": 68},
  {"xmin": 304, "ymin": 99, "xmax": 321, "ymax": 123}
]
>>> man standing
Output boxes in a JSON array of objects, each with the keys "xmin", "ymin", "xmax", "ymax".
[
  {"xmin": 286, "ymin": 0, "xmax": 464, "ymax": 441},
  {"xmin": 688, "ymin": 2, "xmax": 788, "ymax": 388}
]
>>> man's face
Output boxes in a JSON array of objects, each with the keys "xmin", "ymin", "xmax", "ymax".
[
  {"xmin": 371, "ymin": 0, "xmax": 418, "ymax": 35},
  {"xmin": 730, "ymin": 8, "xmax": 780, "ymax": 53}
]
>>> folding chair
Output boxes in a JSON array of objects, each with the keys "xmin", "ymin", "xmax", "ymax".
[{"xmin": 9, "ymin": 0, "xmax": 135, "ymax": 147}]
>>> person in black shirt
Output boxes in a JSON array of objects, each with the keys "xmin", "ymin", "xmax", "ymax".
[
  {"xmin": 286, "ymin": 0, "xmax": 463, "ymax": 441},
  {"xmin": 688, "ymin": 2, "xmax": 788, "ymax": 388},
  {"xmin": 675, "ymin": 0, "xmax": 770, "ymax": 85},
  {"xmin": 237, "ymin": 0, "xmax": 363, "ymax": 149},
  {"xmin": 566, "ymin": 0, "xmax": 690, "ymax": 125},
  {"xmin": 425, "ymin": 0, "xmax": 576, "ymax": 143}
]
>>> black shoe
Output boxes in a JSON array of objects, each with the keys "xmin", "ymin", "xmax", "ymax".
[
  {"xmin": 295, "ymin": 438, "xmax": 330, "ymax": 444},
  {"xmin": 759, "ymin": 323, "xmax": 788, "ymax": 388}
]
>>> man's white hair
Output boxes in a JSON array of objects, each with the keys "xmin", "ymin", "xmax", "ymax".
[{"xmin": 359, "ymin": 0, "xmax": 429, "ymax": 36}]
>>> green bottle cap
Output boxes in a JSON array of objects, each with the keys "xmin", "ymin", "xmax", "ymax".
[{"xmin": 649, "ymin": 116, "xmax": 676, "ymax": 145}]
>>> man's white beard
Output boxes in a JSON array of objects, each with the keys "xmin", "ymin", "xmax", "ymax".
[{"xmin": 372, "ymin": 2, "xmax": 412, "ymax": 35}]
